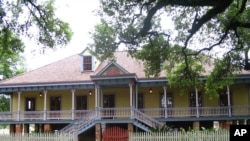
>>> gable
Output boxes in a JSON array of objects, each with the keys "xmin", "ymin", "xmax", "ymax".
[{"xmin": 97, "ymin": 62, "xmax": 129, "ymax": 76}]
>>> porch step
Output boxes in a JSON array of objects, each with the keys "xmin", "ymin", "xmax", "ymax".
[
  {"xmin": 133, "ymin": 121, "xmax": 150, "ymax": 132},
  {"xmin": 78, "ymin": 119, "xmax": 96, "ymax": 134},
  {"xmin": 60, "ymin": 110, "xmax": 96, "ymax": 135},
  {"xmin": 133, "ymin": 108, "xmax": 164, "ymax": 129}
]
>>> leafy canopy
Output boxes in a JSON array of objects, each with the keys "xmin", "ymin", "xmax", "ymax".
[
  {"xmin": 0, "ymin": 0, "xmax": 73, "ymax": 79},
  {"xmin": 89, "ymin": 0, "xmax": 250, "ymax": 97}
]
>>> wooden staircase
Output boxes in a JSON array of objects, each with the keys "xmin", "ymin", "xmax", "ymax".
[{"xmin": 60, "ymin": 107, "xmax": 164, "ymax": 134}]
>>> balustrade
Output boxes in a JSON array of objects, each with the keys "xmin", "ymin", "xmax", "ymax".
[{"xmin": 0, "ymin": 106, "xmax": 249, "ymax": 122}]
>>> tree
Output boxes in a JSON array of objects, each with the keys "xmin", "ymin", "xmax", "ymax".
[
  {"xmin": 0, "ymin": 0, "xmax": 72, "ymax": 79},
  {"xmin": 0, "ymin": 94, "xmax": 9, "ymax": 112},
  {"xmin": 0, "ymin": 27, "xmax": 27, "ymax": 79},
  {"xmin": 89, "ymin": 0, "xmax": 250, "ymax": 97}
]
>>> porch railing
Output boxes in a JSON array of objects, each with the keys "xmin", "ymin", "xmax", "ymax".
[
  {"xmin": 0, "ymin": 106, "xmax": 249, "ymax": 121},
  {"xmin": 133, "ymin": 108, "xmax": 164, "ymax": 128},
  {"xmin": 140, "ymin": 106, "xmax": 250, "ymax": 118},
  {"xmin": 60, "ymin": 110, "xmax": 95, "ymax": 134}
]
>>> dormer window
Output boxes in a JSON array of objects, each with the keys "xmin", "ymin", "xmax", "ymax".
[
  {"xmin": 79, "ymin": 48, "xmax": 99, "ymax": 72},
  {"xmin": 83, "ymin": 56, "xmax": 92, "ymax": 71}
]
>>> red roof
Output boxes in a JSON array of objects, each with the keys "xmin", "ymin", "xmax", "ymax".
[{"xmin": 0, "ymin": 51, "xmax": 161, "ymax": 85}]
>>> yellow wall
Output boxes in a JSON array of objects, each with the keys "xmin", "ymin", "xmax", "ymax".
[
  {"xmin": 102, "ymin": 87, "xmax": 130, "ymax": 107},
  {"xmin": 231, "ymin": 84, "xmax": 248, "ymax": 106},
  {"xmin": 10, "ymin": 83, "xmax": 249, "ymax": 112},
  {"xmin": 142, "ymin": 87, "xmax": 161, "ymax": 108},
  {"xmin": 11, "ymin": 89, "xmax": 96, "ymax": 112}
]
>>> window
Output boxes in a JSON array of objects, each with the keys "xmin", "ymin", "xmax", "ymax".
[
  {"xmin": 189, "ymin": 92, "xmax": 202, "ymax": 107},
  {"xmin": 160, "ymin": 93, "xmax": 173, "ymax": 108},
  {"xmin": 83, "ymin": 56, "xmax": 92, "ymax": 71},
  {"xmin": 219, "ymin": 91, "xmax": 231, "ymax": 106}
]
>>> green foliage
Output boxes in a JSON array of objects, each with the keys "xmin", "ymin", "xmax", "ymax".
[
  {"xmin": 89, "ymin": 22, "xmax": 117, "ymax": 61},
  {"xmin": 33, "ymin": 0, "xmax": 73, "ymax": 47},
  {"xmin": 0, "ymin": 0, "xmax": 72, "ymax": 79},
  {"xmin": 0, "ymin": 95, "xmax": 10, "ymax": 112},
  {"xmin": 0, "ymin": 28, "xmax": 26, "ymax": 79},
  {"xmin": 91, "ymin": 0, "xmax": 250, "ymax": 98},
  {"xmin": 150, "ymin": 124, "xmax": 224, "ymax": 133},
  {"xmin": 135, "ymin": 36, "xmax": 170, "ymax": 77},
  {"xmin": 167, "ymin": 58, "xmax": 205, "ymax": 94},
  {"xmin": 149, "ymin": 124, "xmax": 174, "ymax": 132},
  {"xmin": 205, "ymin": 56, "xmax": 237, "ymax": 99}
]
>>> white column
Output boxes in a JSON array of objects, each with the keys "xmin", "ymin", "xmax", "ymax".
[
  {"xmin": 129, "ymin": 82, "xmax": 134, "ymax": 119},
  {"xmin": 129, "ymin": 83, "xmax": 133, "ymax": 107},
  {"xmin": 9, "ymin": 95, "xmax": 12, "ymax": 112},
  {"xmin": 163, "ymin": 86, "xmax": 167, "ymax": 118},
  {"xmin": 95, "ymin": 85, "xmax": 98, "ymax": 108},
  {"xmin": 135, "ymin": 84, "xmax": 138, "ymax": 109},
  {"xmin": 71, "ymin": 89, "xmax": 75, "ymax": 120},
  {"xmin": 95, "ymin": 84, "xmax": 100, "ymax": 119},
  {"xmin": 43, "ymin": 90, "xmax": 47, "ymax": 120},
  {"xmin": 195, "ymin": 87, "xmax": 199, "ymax": 117},
  {"xmin": 100, "ymin": 87, "xmax": 103, "ymax": 107},
  {"xmin": 17, "ymin": 91, "xmax": 21, "ymax": 121},
  {"xmin": 227, "ymin": 85, "xmax": 231, "ymax": 116}
]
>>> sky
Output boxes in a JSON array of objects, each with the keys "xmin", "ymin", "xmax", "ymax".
[{"xmin": 24, "ymin": 0, "xmax": 100, "ymax": 71}]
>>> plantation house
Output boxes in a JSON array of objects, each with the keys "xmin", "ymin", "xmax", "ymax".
[{"xmin": 0, "ymin": 48, "xmax": 249, "ymax": 140}]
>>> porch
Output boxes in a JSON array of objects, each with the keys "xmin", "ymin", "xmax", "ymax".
[{"xmin": 0, "ymin": 106, "xmax": 249, "ymax": 122}]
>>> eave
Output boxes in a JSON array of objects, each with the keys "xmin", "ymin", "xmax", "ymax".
[
  {"xmin": 0, "ymin": 81, "xmax": 94, "ymax": 93},
  {"xmin": 91, "ymin": 74, "xmax": 138, "ymax": 86},
  {"xmin": 137, "ymin": 77, "xmax": 168, "ymax": 87}
]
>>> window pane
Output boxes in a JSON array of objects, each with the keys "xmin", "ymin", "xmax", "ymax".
[
  {"xmin": 189, "ymin": 92, "xmax": 202, "ymax": 107},
  {"xmin": 160, "ymin": 93, "xmax": 173, "ymax": 108},
  {"xmin": 219, "ymin": 91, "xmax": 228, "ymax": 106},
  {"xmin": 83, "ymin": 56, "xmax": 92, "ymax": 71}
]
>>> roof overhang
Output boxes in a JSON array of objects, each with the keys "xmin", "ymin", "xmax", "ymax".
[
  {"xmin": 91, "ymin": 74, "xmax": 137, "ymax": 86},
  {"xmin": 137, "ymin": 77, "xmax": 168, "ymax": 87},
  {"xmin": 234, "ymin": 74, "xmax": 250, "ymax": 84},
  {"xmin": 0, "ymin": 81, "xmax": 94, "ymax": 93}
]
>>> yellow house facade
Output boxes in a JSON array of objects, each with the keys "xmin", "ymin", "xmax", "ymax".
[{"xmin": 0, "ymin": 49, "xmax": 250, "ymax": 140}]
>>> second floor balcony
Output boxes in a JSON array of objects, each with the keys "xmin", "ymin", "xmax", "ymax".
[{"xmin": 0, "ymin": 106, "xmax": 249, "ymax": 123}]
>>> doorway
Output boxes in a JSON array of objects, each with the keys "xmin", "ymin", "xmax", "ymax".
[
  {"xmin": 25, "ymin": 98, "xmax": 36, "ymax": 119},
  {"xmin": 103, "ymin": 95, "xmax": 115, "ymax": 118},
  {"xmin": 50, "ymin": 96, "xmax": 61, "ymax": 119},
  {"xmin": 76, "ymin": 96, "xmax": 88, "ymax": 118}
]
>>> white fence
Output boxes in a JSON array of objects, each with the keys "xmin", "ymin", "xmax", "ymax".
[
  {"xmin": 129, "ymin": 130, "xmax": 229, "ymax": 141},
  {"xmin": 0, "ymin": 133, "xmax": 75, "ymax": 141}
]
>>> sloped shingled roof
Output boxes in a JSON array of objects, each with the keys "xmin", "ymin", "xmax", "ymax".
[
  {"xmin": 0, "ymin": 51, "xmax": 156, "ymax": 85},
  {"xmin": 1, "ymin": 51, "xmax": 250, "ymax": 86}
]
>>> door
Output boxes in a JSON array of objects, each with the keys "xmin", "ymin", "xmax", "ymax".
[
  {"xmin": 76, "ymin": 96, "xmax": 87, "ymax": 118},
  {"xmin": 189, "ymin": 92, "xmax": 202, "ymax": 116},
  {"xmin": 219, "ymin": 91, "xmax": 231, "ymax": 115},
  {"xmin": 160, "ymin": 93, "xmax": 173, "ymax": 117},
  {"xmin": 138, "ymin": 93, "xmax": 144, "ymax": 109},
  {"xmin": 102, "ymin": 126, "xmax": 128, "ymax": 141},
  {"xmin": 50, "ymin": 96, "xmax": 61, "ymax": 119},
  {"xmin": 25, "ymin": 98, "xmax": 36, "ymax": 111},
  {"xmin": 103, "ymin": 95, "xmax": 115, "ymax": 118},
  {"xmin": 25, "ymin": 98, "xmax": 36, "ymax": 119}
]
